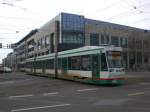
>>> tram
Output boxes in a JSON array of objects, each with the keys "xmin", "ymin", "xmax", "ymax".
[{"xmin": 25, "ymin": 46, "xmax": 125, "ymax": 85}]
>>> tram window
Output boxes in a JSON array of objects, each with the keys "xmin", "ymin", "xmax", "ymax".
[
  {"xmin": 35, "ymin": 61, "xmax": 39, "ymax": 69},
  {"xmin": 26, "ymin": 63, "xmax": 30, "ymax": 68},
  {"xmin": 71, "ymin": 56, "xmax": 81, "ymax": 70},
  {"xmin": 33, "ymin": 61, "xmax": 36, "ymax": 68},
  {"xmin": 37, "ymin": 61, "xmax": 42, "ymax": 69},
  {"xmin": 49, "ymin": 59, "xmax": 54, "ymax": 69},
  {"xmin": 58, "ymin": 59, "xmax": 62, "ymax": 69},
  {"xmin": 45, "ymin": 60, "xmax": 50, "ymax": 69},
  {"xmin": 81, "ymin": 55, "xmax": 91, "ymax": 71},
  {"xmin": 36, "ymin": 62, "xmax": 39, "ymax": 68},
  {"xmin": 68, "ymin": 57, "xmax": 71, "ymax": 69},
  {"xmin": 35, "ymin": 62, "xmax": 38, "ymax": 68},
  {"xmin": 101, "ymin": 53, "xmax": 108, "ymax": 71}
]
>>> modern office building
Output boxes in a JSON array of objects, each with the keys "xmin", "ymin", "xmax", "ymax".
[{"xmin": 6, "ymin": 12, "xmax": 150, "ymax": 71}]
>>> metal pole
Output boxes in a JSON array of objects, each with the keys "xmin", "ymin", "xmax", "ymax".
[
  {"xmin": 54, "ymin": 21, "xmax": 59, "ymax": 78},
  {"xmin": 33, "ymin": 41, "xmax": 36, "ymax": 74}
]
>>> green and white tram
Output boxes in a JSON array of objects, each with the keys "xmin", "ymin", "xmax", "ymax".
[{"xmin": 25, "ymin": 46, "xmax": 125, "ymax": 85}]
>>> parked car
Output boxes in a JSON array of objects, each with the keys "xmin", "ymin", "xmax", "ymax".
[{"xmin": 3, "ymin": 67, "xmax": 12, "ymax": 73}]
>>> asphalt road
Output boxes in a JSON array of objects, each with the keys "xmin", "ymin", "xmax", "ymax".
[{"xmin": 0, "ymin": 72, "xmax": 150, "ymax": 112}]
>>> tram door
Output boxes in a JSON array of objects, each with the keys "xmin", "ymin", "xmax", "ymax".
[
  {"xmin": 62, "ymin": 58, "xmax": 67, "ymax": 74},
  {"xmin": 92, "ymin": 55, "xmax": 100, "ymax": 80}
]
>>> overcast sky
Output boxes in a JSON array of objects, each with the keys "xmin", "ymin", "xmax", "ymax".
[{"xmin": 0, "ymin": 0, "xmax": 150, "ymax": 63}]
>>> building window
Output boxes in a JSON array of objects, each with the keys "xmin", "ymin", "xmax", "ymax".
[
  {"xmin": 143, "ymin": 52, "xmax": 149, "ymax": 63},
  {"xmin": 111, "ymin": 36, "xmax": 119, "ymax": 47},
  {"xmin": 62, "ymin": 13, "xmax": 84, "ymax": 32},
  {"xmin": 90, "ymin": 33, "xmax": 99, "ymax": 46},
  {"xmin": 42, "ymin": 38, "xmax": 45, "ymax": 48},
  {"xmin": 120, "ymin": 37, "xmax": 127, "ymax": 48},
  {"xmin": 129, "ymin": 52, "xmax": 136, "ymax": 69},
  {"xmin": 101, "ymin": 34, "xmax": 109, "ymax": 45},
  {"xmin": 122, "ymin": 52, "xmax": 127, "ymax": 68},
  {"xmin": 40, "ymin": 39, "xmax": 43, "ymax": 48},
  {"xmin": 62, "ymin": 33, "xmax": 84, "ymax": 44},
  {"xmin": 45, "ymin": 35, "xmax": 50, "ymax": 47},
  {"xmin": 136, "ymin": 39, "xmax": 142, "ymax": 49},
  {"xmin": 137, "ymin": 52, "xmax": 142, "ymax": 68},
  {"xmin": 143, "ymin": 40, "xmax": 149, "ymax": 49},
  {"xmin": 37, "ymin": 40, "xmax": 41, "ymax": 49},
  {"xmin": 129, "ymin": 38, "xmax": 135, "ymax": 49}
]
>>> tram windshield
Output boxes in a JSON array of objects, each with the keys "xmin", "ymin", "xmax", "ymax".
[{"xmin": 107, "ymin": 51, "xmax": 123, "ymax": 68}]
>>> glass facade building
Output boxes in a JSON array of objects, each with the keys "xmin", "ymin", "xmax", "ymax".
[
  {"xmin": 58, "ymin": 13, "xmax": 149, "ymax": 71},
  {"xmin": 61, "ymin": 13, "xmax": 85, "ymax": 45},
  {"xmin": 11, "ymin": 12, "xmax": 150, "ymax": 71}
]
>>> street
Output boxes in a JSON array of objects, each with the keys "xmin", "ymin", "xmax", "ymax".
[{"xmin": 0, "ymin": 72, "xmax": 150, "ymax": 112}]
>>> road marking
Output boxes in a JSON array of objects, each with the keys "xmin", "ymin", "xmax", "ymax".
[
  {"xmin": 0, "ymin": 81, "xmax": 15, "ymax": 85},
  {"xmin": 11, "ymin": 104, "xmax": 71, "ymax": 112},
  {"xmin": 0, "ymin": 79, "xmax": 33, "ymax": 85},
  {"xmin": 77, "ymin": 88, "xmax": 98, "ymax": 92},
  {"xmin": 43, "ymin": 92, "xmax": 58, "ymax": 96},
  {"xmin": 128, "ymin": 92, "xmax": 145, "ymax": 96},
  {"xmin": 139, "ymin": 83, "xmax": 149, "ymax": 85},
  {"xmin": 8, "ymin": 94, "xmax": 33, "ymax": 99}
]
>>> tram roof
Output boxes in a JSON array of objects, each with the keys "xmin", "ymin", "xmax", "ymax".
[
  {"xmin": 59, "ymin": 46, "xmax": 122, "ymax": 54},
  {"xmin": 59, "ymin": 46, "xmax": 104, "ymax": 54},
  {"xmin": 25, "ymin": 46, "xmax": 122, "ymax": 62}
]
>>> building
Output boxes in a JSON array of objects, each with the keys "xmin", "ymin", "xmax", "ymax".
[
  {"xmin": 5, "ymin": 12, "xmax": 150, "ymax": 71},
  {"xmin": 14, "ymin": 29, "xmax": 38, "ymax": 71},
  {"xmin": 2, "ymin": 52, "xmax": 17, "ymax": 71}
]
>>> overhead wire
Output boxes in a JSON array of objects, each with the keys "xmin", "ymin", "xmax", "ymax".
[
  {"xmin": 0, "ymin": 37, "xmax": 21, "ymax": 39},
  {"xmin": 124, "ymin": 0, "xmax": 137, "ymax": 9},
  {"xmin": 0, "ymin": 1, "xmax": 49, "ymax": 39},
  {"xmin": 1, "ymin": 0, "xmax": 48, "ymax": 17},
  {"xmin": 107, "ymin": 2, "xmax": 150, "ymax": 20},
  {"xmin": 0, "ymin": 15, "xmax": 45, "ymax": 22},
  {"xmin": 88, "ymin": 0, "xmax": 126, "ymax": 16},
  {"xmin": 126, "ymin": 17, "xmax": 150, "ymax": 24}
]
